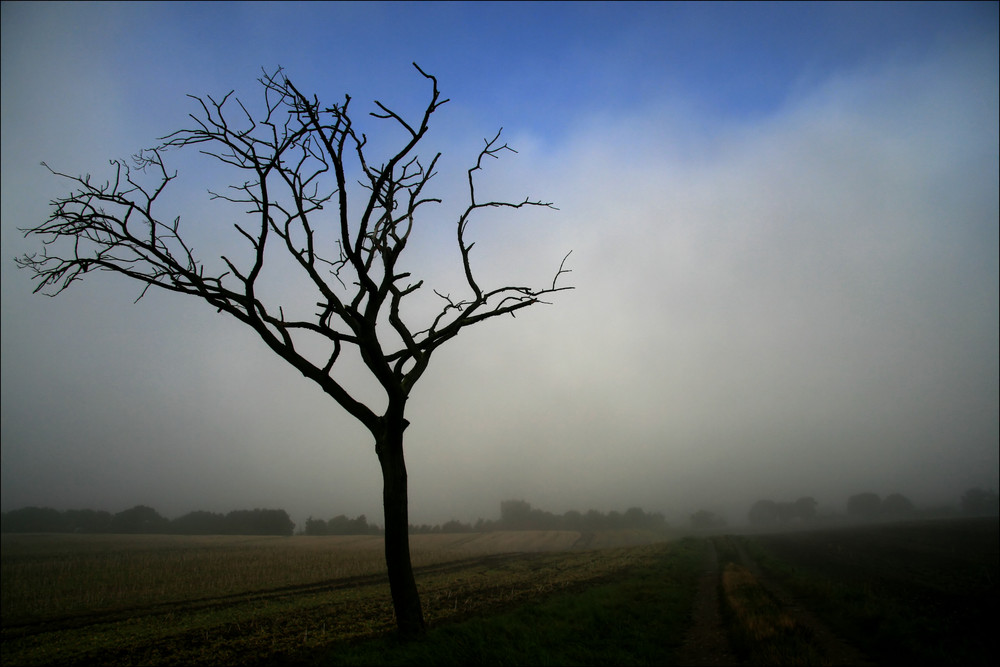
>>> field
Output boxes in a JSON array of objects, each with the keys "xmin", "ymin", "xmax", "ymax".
[
  {"xmin": 1, "ymin": 530, "xmax": 679, "ymax": 665},
  {"xmin": 735, "ymin": 519, "xmax": 999, "ymax": 665},
  {"xmin": 2, "ymin": 519, "xmax": 997, "ymax": 665}
]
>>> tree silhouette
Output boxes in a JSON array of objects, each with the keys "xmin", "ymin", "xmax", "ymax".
[{"xmin": 16, "ymin": 64, "xmax": 572, "ymax": 636}]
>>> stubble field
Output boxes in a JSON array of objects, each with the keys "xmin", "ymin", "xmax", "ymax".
[{"xmin": 1, "ymin": 530, "xmax": 672, "ymax": 665}]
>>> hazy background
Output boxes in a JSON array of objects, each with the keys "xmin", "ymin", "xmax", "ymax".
[{"xmin": 2, "ymin": 2, "xmax": 997, "ymax": 528}]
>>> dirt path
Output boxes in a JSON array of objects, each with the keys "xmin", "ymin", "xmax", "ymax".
[
  {"xmin": 673, "ymin": 539, "xmax": 740, "ymax": 666},
  {"xmin": 675, "ymin": 536, "xmax": 873, "ymax": 666},
  {"xmin": 730, "ymin": 538, "xmax": 874, "ymax": 665}
]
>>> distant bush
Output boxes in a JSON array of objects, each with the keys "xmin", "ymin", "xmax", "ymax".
[{"xmin": 305, "ymin": 514, "xmax": 381, "ymax": 535}]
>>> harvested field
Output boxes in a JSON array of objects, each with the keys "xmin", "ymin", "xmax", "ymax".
[
  {"xmin": 0, "ymin": 530, "xmax": 668, "ymax": 665},
  {"xmin": 2, "ymin": 520, "xmax": 996, "ymax": 665}
]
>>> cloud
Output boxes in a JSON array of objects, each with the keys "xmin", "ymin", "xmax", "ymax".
[{"xmin": 400, "ymin": 38, "xmax": 999, "ymax": 520}]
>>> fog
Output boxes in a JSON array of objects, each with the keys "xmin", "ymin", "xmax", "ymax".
[{"xmin": 2, "ymin": 2, "xmax": 997, "ymax": 530}]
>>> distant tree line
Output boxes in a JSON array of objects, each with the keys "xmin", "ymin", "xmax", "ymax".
[
  {"xmin": 862, "ymin": 488, "xmax": 1000, "ymax": 520},
  {"xmin": 844, "ymin": 492, "xmax": 913, "ymax": 520},
  {"xmin": 7, "ymin": 488, "xmax": 993, "ymax": 536},
  {"xmin": 491, "ymin": 499, "xmax": 667, "ymax": 532},
  {"xmin": 746, "ymin": 493, "xmax": 918, "ymax": 525},
  {"xmin": 407, "ymin": 500, "xmax": 669, "ymax": 534},
  {"xmin": 1, "ymin": 500, "xmax": 668, "ymax": 537},
  {"xmin": 306, "ymin": 501, "xmax": 670, "ymax": 536},
  {"xmin": 304, "ymin": 514, "xmax": 383, "ymax": 535},
  {"xmin": 0, "ymin": 505, "xmax": 294, "ymax": 536},
  {"xmin": 744, "ymin": 487, "xmax": 997, "ymax": 526}
]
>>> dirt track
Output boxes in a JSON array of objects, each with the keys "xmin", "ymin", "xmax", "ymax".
[
  {"xmin": 675, "ymin": 536, "xmax": 873, "ymax": 666},
  {"xmin": 673, "ymin": 539, "xmax": 740, "ymax": 665}
]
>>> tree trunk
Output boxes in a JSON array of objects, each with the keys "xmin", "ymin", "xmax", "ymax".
[{"xmin": 375, "ymin": 413, "xmax": 426, "ymax": 638}]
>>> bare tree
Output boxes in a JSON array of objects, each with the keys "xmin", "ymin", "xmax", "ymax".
[{"xmin": 16, "ymin": 63, "xmax": 571, "ymax": 637}]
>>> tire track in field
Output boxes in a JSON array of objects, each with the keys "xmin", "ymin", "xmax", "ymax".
[
  {"xmin": 1, "ymin": 551, "xmax": 531, "ymax": 640},
  {"xmin": 674, "ymin": 538, "xmax": 740, "ymax": 666},
  {"xmin": 730, "ymin": 537, "xmax": 875, "ymax": 666},
  {"xmin": 675, "ymin": 535, "xmax": 876, "ymax": 666}
]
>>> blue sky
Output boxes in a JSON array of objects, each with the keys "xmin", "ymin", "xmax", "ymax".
[{"xmin": 2, "ymin": 2, "xmax": 997, "ymax": 527}]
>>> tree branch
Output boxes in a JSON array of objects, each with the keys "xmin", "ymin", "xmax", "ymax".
[{"xmin": 17, "ymin": 64, "xmax": 571, "ymax": 428}]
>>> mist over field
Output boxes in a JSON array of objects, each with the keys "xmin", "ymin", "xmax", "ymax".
[{"xmin": 2, "ymin": 2, "xmax": 997, "ymax": 531}]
